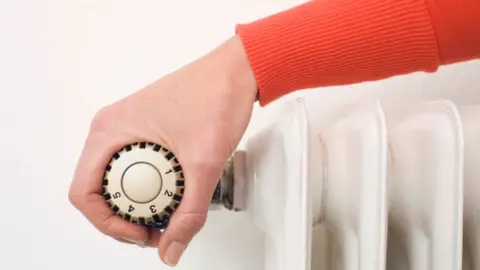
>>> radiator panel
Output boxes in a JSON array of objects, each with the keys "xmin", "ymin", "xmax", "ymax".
[
  {"xmin": 386, "ymin": 100, "xmax": 463, "ymax": 270},
  {"xmin": 459, "ymin": 106, "xmax": 480, "ymax": 270},
  {"xmin": 230, "ymin": 96, "xmax": 473, "ymax": 270}
]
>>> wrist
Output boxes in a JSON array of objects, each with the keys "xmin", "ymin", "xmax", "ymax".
[{"xmin": 215, "ymin": 35, "xmax": 259, "ymax": 104}]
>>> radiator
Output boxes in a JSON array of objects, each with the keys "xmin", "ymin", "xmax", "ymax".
[{"xmin": 220, "ymin": 95, "xmax": 479, "ymax": 270}]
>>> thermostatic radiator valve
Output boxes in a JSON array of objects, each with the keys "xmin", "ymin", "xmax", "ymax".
[{"xmin": 102, "ymin": 142, "xmax": 239, "ymax": 230}]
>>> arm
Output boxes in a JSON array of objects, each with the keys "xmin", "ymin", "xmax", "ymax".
[{"xmin": 236, "ymin": 0, "xmax": 480, "ymax": 106}]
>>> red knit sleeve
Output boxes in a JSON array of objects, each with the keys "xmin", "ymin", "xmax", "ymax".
[
  {"xmin": 426, "ymin": 0, "xmax": 480, "ymax": 65},
  {"xmin": 235, "ymin": 0, "xmax": 480, "ymax": 106}
]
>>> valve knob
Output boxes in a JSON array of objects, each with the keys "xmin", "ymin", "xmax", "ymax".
[{"xmin": 102, "ymin": 142, "xmax": 184, "ymax": 230}]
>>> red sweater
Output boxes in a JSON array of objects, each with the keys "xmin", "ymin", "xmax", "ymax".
[{"xmin": 236, "ymin": 0, "xmax": 480, "ymax": 106}]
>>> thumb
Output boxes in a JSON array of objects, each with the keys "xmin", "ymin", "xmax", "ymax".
[{"xmin": 157, "ymin": 164, "xmax": 221, "ymax": 267}]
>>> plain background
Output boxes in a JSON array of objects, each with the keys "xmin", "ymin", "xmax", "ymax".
[{"xmin": 1, "ymin": 0, "xmax": 479, "ymax": 269}]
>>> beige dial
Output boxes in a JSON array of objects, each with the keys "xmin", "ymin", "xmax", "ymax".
[{"xmin": 102, "ymin": 142, "xmax": 184, "ymax": 228}]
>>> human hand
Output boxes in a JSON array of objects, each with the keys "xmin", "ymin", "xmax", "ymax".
[{"xmin": 68, "ymin": 35, "xmax": 257, "ymax": 266}]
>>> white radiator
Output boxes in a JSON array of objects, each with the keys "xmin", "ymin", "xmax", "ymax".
[{"xmin": 223, "ymin": 94, "xmax": 479, "ymax": 270}]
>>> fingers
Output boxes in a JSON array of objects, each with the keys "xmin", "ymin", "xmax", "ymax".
[
  {"xmin": 146, "ymin": 227, "xmax": 163, "ymax": 247},
  {"xmin": 73, "ymin": 192, "xmax": 148, "ymax": 244},
  {"xmin": 157, "ymin": 164, "xmax": 220, "ymax": 266},
  {"xmin": 69, "ymin": 121, "xmax": 149, "ymax": 245}
]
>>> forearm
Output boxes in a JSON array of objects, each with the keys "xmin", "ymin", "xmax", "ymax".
[{"xmin": 236, "ymin": 0, "xmax": 480, "ymax": 106}]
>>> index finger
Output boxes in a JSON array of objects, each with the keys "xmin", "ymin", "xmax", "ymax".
[{"xmin": 69, "ymin": 129, "xmax": 149, "ymax": 244}]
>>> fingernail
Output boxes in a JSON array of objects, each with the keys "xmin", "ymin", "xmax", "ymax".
[
  {"xmin": 164, "ymin": 242, "xmax": 185, "ymax": 267},
  {"xmin": 123, "ymin": 237, "xmax": 146, "ymax": 246}
]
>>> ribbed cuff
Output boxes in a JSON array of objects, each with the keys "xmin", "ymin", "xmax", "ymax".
[
  {"xmin": 236, "ymin": 0, "xmax": 440, "ymax": 106},
  {"xmin": 425, "ymin": 0, "xmax": 480, "ymax": 65}
]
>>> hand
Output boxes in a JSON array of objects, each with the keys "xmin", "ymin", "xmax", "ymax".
[{"xmin": 68, "ymin": 35, "xmax": 257, "ymax": 266}]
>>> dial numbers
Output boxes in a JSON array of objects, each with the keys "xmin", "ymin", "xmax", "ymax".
[{"xmin": 102, "ymin": 142, "xmax": 183, "ymax": 228}]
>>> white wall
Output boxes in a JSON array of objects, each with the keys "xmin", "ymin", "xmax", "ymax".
[{"xmin": 1, "ymin": 0, "xmax": 479, "ymax": 270}]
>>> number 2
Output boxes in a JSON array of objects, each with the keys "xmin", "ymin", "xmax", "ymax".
[{"xmin": 164, "ymin": 190, "xmax": 173, "ymax": 197}]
